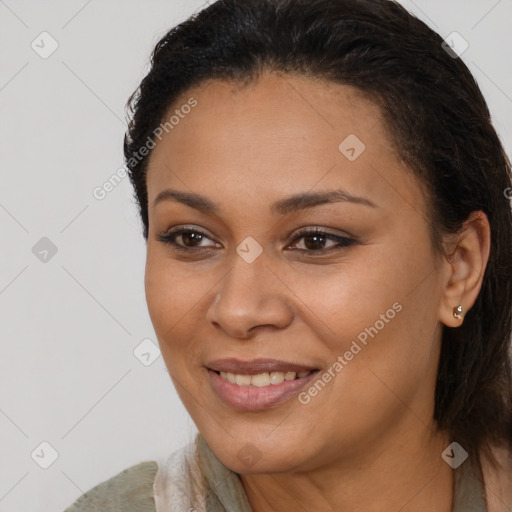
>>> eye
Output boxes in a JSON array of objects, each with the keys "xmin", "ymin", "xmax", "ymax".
[
  {"xmin": 157, "ymin": 226, "xmax": 219, "ymax": 251},
  {"xmin": 287, "ymin": 227, "xmax": 357, "ymax": 253},
  {"xmin": 157, "ymin": 225, "xmax": 357, "ymax": 255}
]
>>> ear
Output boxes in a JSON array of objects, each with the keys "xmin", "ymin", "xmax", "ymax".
[{"xmin": 438, "ymin": 210, "xmax": 491, "ymax": 328}]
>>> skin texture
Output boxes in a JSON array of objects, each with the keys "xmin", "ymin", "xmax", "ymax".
[{"xmin": 144, "ymin": 70, "xmax": 491, "ymax": 511}]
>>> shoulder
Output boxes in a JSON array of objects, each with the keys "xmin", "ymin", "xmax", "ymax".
[
  {"xmin": 481, "ymin": 443, "xmax": 512, "ymax": 512},
  {"xmin": 64, "ymin": 460, "xmax": 158, "ymax": 512}
]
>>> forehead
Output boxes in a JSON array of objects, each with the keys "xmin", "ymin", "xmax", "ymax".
[{"xmin": 145, "ymin": 71, "xmax": 426, "ymax": 218}]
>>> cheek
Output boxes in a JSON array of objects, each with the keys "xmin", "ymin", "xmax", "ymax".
[
  {"xmin": 144, "ymin": 249, "xmax": 224, "ymax": 384},
  {"xmin": 292, "ymin": 232, "xmax": 440, "ymax": 378},
  {"xmin": 144, "ymin": 253, "xmax": 202, "ymax": 352},
  {"xmin": 144, "ymin": 264, "xmax": 178, "ymax": 338},
  {"xmin": 326, "ymin": 245, "xmax": 440, "ymax": 412},
  {"xmin": 287, "ymin": 250, "xmax": 411, "ymax": 341}
]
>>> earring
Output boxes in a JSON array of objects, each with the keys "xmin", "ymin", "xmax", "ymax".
[{"xmin": 453, "ymin": 305, "xmax": 463, "ymax": 319}]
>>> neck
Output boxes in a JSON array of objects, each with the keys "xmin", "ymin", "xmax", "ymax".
[{"xmin": 240, "ymin": 426, "xmax": 454, "ymax": 512}]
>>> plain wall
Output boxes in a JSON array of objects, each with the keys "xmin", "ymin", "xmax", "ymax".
[{"xmin": 0, "ymin": 1, "xmax": 510, "ymax": 510}]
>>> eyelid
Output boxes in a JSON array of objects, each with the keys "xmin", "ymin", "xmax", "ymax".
[
  {"xmin": 157, "ymin": 225, "xmax": 353, "ymax": 241},
  {"xmin": 160, "ymin": 224, "xmax": 211, "ymax": 237},
  {"xmin": 290, "ymin": 225, "xmax": 356, "ymax": 240}
]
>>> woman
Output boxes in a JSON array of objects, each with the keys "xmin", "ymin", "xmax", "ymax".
[{"xmin": 64, "ymin": 0, "xmax": 512, "ymax": 510}]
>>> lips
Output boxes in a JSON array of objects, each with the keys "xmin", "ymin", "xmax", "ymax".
[
  {"xmin": 205, "ymin": 358, "xmax": 321, "ymax": 411},
  {"xmin": 206, "ymin": 358, "xmax": 319, "ymax": 375},
  {"xmin": 207, "ymin": 369, "xmax": 319, "ymax": 411}
]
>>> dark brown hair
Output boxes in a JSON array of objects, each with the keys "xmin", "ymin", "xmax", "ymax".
[{"xmin": 123, "ymin": 0, "xmax": 512, "ymax": 467}]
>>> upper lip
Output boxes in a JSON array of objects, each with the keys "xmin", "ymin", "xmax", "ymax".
[{"xmin": 206, "ymin": 358, "xmax": 319, "ymax": 375}]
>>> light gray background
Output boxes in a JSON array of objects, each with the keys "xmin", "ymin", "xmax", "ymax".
[{"xmin": 0, "ymin": 1, "xmax": 510, "ymax": 511}]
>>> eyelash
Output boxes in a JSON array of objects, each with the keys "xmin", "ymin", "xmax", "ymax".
[{"xmin": 156, "ymin": 225, "xmax": 357, "ymax": 255}]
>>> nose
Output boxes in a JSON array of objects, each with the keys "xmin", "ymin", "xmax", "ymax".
[{"xmin": 206, "ymin": 249, "xmax": 294, "ymax": 339}]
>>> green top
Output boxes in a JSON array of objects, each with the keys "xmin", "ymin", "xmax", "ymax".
[
  {"xmin": 64, "ymin": 460, "xmax": 158, "ymax": 512},
  {"xmin": 64, "ymin": 434, "xmax": 487, "ymax": 511}
]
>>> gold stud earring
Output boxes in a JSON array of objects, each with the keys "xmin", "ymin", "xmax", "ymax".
[{"xmin": 453, "ymin": 305, "xmax": 463, "ymax": 319}]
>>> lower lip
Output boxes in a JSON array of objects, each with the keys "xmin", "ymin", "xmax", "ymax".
[{"xmin": 207, "ymin": 369, "xmax": 320, "ymax": 411}]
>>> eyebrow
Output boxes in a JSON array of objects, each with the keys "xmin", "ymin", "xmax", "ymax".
[{"xmin": 152, "ymin": 188, "xmax": 378, "ymax": 215}]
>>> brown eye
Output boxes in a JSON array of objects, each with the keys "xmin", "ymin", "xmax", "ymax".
[
  {"xmin": 288, "ymin": 228, "xmax": 356, "ymax": 253},
  {"xmin": 157, "ymin": 226, "xmax": 218, "ymax": 251}
]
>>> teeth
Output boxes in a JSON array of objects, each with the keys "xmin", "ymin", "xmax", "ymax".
[
  {"xmin": 235, "ymin": 374, "xmax": 251, "ymax": 386},
  {"xmin": 218, "ymin": 370, "xmax": 312, "ymax": 387},
  {"xmin": 251, "ymin": 373, "xmax": 271, "ymax": 387},
  {"xmin": 269, "ymin": 371, "xmax": 284, "ymax": 385}
]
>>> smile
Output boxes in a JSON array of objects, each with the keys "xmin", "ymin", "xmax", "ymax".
[{"xmin": 206, "ymin": 361, "xmax": 320, "ymax": 411}]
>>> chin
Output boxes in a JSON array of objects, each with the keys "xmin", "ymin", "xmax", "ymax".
[{"xmin": 203, "ymin": 432, "xmax": 309, "ymax": 475}]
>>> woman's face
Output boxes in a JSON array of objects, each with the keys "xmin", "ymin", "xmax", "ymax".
[{"xmin": 144, "ymin": 71, "xmax": 448, "ymax": 473}]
